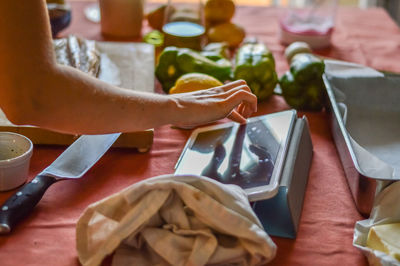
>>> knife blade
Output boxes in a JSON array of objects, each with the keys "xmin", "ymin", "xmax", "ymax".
[{"xmin": 0, "ymin": 133, "xmax": 121, "ymax": 234}]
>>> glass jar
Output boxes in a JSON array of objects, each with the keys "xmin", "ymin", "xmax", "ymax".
[
  {"xmin": 162, "ymin": 0, "xmax": 205, "ymax": 50},
  {"xmin": 279, "ymin": 0, "xmax": 338, "ymax": 49}
]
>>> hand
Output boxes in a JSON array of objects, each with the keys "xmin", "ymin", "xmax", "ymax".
[{"xmin": 169, "ymin": 80, "xmax": 257, "ymax": 128}]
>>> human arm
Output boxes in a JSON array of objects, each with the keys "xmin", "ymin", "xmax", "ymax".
[{"xmin": 0, "ymin": 0, "xmax": 256, "ymax": 135}]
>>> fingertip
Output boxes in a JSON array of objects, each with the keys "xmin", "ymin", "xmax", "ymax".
[
  {"xmin": 243, "ymin": 105, "xmax": 251, "ymax": 118},
  {"xmin": 228, "ymin": 110, "xmax": 247, "ymax": 124},
  {"xmin": 241, "ymin": 104, "xmax": 250, "ymax": 119},
  {"xmin": 250, "ymin": 96, "xmax": 258, "ymax": 113},
  {"xmin": 237, "ymin": 103, "xmax": 245, "ymax": 116}
]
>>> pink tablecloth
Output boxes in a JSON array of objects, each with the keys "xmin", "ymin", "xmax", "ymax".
[{"xmin": 1, "ymin": 2, "xmax": 400, "ymax": 266}]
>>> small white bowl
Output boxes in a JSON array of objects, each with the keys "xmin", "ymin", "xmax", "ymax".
[{"xmin": 0, "ymin": 132, "xmax": 33, "ymax": 191}]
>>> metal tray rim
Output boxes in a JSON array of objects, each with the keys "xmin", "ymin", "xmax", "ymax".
[{"xmin": 323, "ymin": 74, "xmax": 396, "ymax": 181}]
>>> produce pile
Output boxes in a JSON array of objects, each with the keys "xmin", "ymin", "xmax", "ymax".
[{"xmin": 146, "ymin": 0, "xmax": 327, "ymax": 111}]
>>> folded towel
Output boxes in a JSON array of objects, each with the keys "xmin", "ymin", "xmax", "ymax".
[
  {"xmin": 354, "ymin": 181, "xmax": 400, "ymax": 266},
  {"xmin": 76, "ymin": 174, "xmax": 276, "ymax": 266}
]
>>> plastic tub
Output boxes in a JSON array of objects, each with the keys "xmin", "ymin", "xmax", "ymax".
[
  {"xmin": 279, "ymin": 0, "xmax": 337, "ymax": 49},
  {"xmin": 0, "ymin": 132, "xmax": 33, "ymax": 191}
]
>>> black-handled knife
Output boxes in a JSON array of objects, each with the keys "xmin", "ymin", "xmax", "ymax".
[{"xmin": 0, "ymin": 133, "xmax": 121, "ymax": 234}]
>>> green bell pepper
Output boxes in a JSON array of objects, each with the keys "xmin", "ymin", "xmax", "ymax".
[
  {"xmin": 200, "ymin": 42, "xmax": 230, "ymax": 60},
  {"xmin": 155, "ymin": 47, "xmax": 183, "ymax": 93},
  {"xmin": 233, "ymin": 42, "xmax": 278, "ymax": 101},
  {"xmin": 279, "ymin": 53, "xmax": 326, "ymax": 111},
  {"xmin": 155, "ymin": 46, "xmax": 232, "ymax": 93},
  {"xmin": 176, "ymin": 48, "xmax": 232, "ymax": 82}
]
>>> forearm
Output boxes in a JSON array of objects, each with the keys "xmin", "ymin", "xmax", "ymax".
[
  {"xmin": 3, "ymin": 62, "xmax": 256, "ymax": 134},
  {"xmin": 10, "ymin": 64, "xmax": 178, "ymax": 134}
]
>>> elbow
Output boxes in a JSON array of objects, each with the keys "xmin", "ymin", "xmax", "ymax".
[
  {"xmin": 0, "ymin": 47, "xmax": 59, "ymax": 126},
  {"xmin": 0, "ymin": 67, "xmax": 56, "ymax": 126},
  {"xmin": 1, "ymin": 106, "xmax": 31, "ymax": 126},
  {"xmin": 0, "ymin": 86, "xmax": 38, "ymax": 126},
  {"xmin": 0, "ymin": 82, "xmax": 26, "ymax": 126}
]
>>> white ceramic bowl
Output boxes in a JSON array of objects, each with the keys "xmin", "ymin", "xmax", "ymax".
[{"xmin": 0, "ymin": 132, "xmax": 33, "ymax": 191}]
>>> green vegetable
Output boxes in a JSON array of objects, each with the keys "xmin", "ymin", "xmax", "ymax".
[
  {"xmin": 143, "ymin": 30, "xmax": 164, "ymax": 47},
  {"xmin": 155, "ymin": 46, "xmax": 232, "ymax": 93},
  {"xmin": 201, "ymin": 42, "xmax": 230, "ymax": 60},
  {"xmin": 233, "ymin": 42, "xmax": 278, "ymax": 101},
  {"xmin": 176, "ymin": 49, "xmax": 232, "ymax": 81},
  {"xmin": 155, "ymin": 47, "xmax": 182, "ymax": 92},
  {"xmin": 279, "ymin": 53, "xmax": 326, "ymax": 111}
]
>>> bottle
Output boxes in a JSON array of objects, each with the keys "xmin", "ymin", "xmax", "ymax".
[{"xmin": 99, "ymin": 0, "xmax": 144, "ymax": 38}]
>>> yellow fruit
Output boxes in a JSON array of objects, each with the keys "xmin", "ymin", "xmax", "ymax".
[
  {"xmin": 205, "ymin": 0, "xmax": 235, "ymax": 24},
  {"xmin": 169, "ymin": 73, "xmax": 223, "ymax": 94},
  {"xmin": 207, "ymin": 22, "xmax": 245, "ymax": 48}
]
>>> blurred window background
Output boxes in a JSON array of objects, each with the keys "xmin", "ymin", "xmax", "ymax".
[
  {"xmin": 67, "ymin": 0, "xmax": 400, "ymax": 25},
  {"xmin": 147, "ymin": 0, "xmax": 359, "ymax": 6}
]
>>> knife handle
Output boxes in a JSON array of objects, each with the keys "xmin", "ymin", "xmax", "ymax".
[{"xmin": 0, "ymin": 175, "xmax": 57, "ymax": 234}]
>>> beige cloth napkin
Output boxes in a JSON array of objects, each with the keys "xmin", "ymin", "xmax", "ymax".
[
  {"xmin": 353, "ymin": 181, "xmax": 400, "ymax": 266},
  {"xmin": 76, "ymin": 174, "xmax": 276, "ymax": 266}
]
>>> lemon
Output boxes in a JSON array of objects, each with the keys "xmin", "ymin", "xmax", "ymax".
[
  {"xmin": 169, "ymin": 73, "xmax": 223, "ymax": 94},
  {"xmin": 205, "ymin": 0, "xmax": 235, "ymax": 24},
  {"xmin": 207, "ymin": 22, "xmax": 245, "ymax": 48}
]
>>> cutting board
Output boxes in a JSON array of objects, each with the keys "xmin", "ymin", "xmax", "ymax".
[{"xmin": 0, "ymin": 42, "xmax": 155, "ymax": 152}]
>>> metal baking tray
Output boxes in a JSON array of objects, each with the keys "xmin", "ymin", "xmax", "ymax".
[{"xmin": 323, "ymin": 68, "xmax": 400, "ymax": 217}]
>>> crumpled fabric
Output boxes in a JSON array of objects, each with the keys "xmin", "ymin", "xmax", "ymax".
[
  {"xmin": 353, "ymin": 181, "xmax": 400, "ymax": 266},
  {"xmin": 76, "ymin": 174, "xmax": 277, "ymax": 266}
]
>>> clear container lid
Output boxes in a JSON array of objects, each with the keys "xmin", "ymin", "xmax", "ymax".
[
  {"xmin": 279, "ymin": 0, "xmax": 338, "ymax": 48},
  {"xmin": 280, "ymin": 0, "xmax": 338, "ymax": 36}
]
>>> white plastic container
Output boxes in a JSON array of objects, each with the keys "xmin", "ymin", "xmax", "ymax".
[
  {"xmin": 0, "ymin": 132, "xmax": 33, "ymax": 191},
  {"xmin": 279, "ymin": 0, "xmax": 338, "ymax": 49}
]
